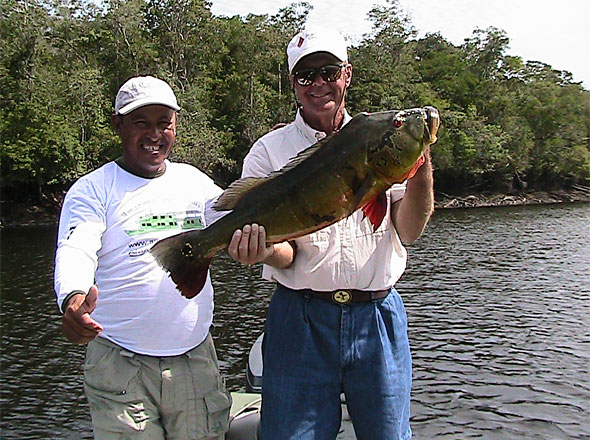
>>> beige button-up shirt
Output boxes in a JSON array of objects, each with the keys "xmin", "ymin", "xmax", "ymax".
[{"xmin": 241, "ymin": 110, "xmax": 408, "ymax": 292}]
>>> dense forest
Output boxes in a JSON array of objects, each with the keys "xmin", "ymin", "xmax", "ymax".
[{"xmin": 2, "ymin": 0, "xmax": 589, "ymax": 204}]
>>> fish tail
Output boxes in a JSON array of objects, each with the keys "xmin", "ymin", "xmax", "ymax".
[{"xmin": 150, "ymin": 231, "xmax": 212, "ymax": 298}]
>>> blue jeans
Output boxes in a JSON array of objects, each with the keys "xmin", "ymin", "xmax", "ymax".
[{"xmin": 259, "ymin": 284, "xmax": 412, "ymax": 440}]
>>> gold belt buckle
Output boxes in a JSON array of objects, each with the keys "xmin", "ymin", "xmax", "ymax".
[{"xmin": 332, "ymin": 290, "xmax": 352, "ymax": 304}]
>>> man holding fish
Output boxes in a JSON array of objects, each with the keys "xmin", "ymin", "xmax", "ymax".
[{"xmin": 228, "ymin": 27, "xmax": 436, "ymax": 439}]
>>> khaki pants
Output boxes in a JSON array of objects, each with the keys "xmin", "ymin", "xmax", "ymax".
[{"xmin": 84, "ymin": 334, "xmax": 231, "ymax": 439}]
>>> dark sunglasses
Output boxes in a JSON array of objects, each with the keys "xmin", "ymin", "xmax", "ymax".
[{"xmin": 293, "ymin": 63, "xmax": 346, "ymax": 86}]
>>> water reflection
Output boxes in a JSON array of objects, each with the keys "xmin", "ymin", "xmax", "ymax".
[
  {"xmin": 1, "ymin": 203, "xmax": 589, "ymax": 439},
  {"xmin": 401, "ymin": 204, "xmax": 590, "ymax": 439}
]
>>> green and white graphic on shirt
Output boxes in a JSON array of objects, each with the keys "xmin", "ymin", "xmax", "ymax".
[{"xmin": 125, "ymin": 210, "xmax": 205, "ymax": 236}]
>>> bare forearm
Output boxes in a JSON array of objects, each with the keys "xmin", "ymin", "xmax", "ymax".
[
  {"xmin": 264, "ymin": 241, "xmax": 295, "ymax": 268},
  {"xmin": 393, "ymin": 149, "xmax": 434, "ymax": 243}
]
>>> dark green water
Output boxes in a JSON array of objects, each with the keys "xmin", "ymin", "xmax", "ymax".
[{"xmin": 1, "ymin": 203, "xmax": 589, "ymax": 439}]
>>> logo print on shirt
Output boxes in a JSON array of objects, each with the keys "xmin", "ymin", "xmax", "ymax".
[{"xmin": 125, "ymin": 211, "xmax": 205, "ymax": 236}]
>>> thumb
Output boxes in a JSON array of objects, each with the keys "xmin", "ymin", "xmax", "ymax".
[{"xmin": 85, "ymin": 285, "xmax": 99, "ymax": 313}]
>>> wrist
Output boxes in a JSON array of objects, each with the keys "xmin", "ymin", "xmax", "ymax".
[
  {"xmin": 61, "ymin": 290, "xmax": 86, "ymax": 313},
  {"xmin": 262, "ymin": 244, "xmax": 276, "ymax": 263}
]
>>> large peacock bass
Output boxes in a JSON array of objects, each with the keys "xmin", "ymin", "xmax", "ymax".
[{"xmin": 151, "ymin": 107, "xmax": 440, "ymax": 297}]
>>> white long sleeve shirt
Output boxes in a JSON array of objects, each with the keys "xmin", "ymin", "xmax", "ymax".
[{"xmin": 54, "ymin": 160, "xmax": 223, "ymax": 355}]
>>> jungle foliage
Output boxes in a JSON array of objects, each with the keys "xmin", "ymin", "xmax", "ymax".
[{"xmin": 1, "ymin": 0, "xmax": 589, "ymax": 199}]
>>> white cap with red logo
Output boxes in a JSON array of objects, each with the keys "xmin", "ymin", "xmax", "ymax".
[
  {"xmin": 286, "ymin": 27, "xmax": 349, "ymax": 74},
  {"xmin": 114, "ymin": 76, "xmax": 180, "ymax": 115}
]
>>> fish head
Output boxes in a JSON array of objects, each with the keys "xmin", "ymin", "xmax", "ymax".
[{"xmin": 367, "ymin": 106, "xmax": 440, "ymax": 182}]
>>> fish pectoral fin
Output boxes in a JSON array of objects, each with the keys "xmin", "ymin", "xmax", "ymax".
[
  {"xmin": 361, "ymin": 192, "xmax": 388, "ymax": 231},
  {"xmin": 214, "ymin": 177, "xmax": 266, "ymax": 210},
  {"xmin": 405, "ymin": 155, "xmax": 425, "ymax": 180}
]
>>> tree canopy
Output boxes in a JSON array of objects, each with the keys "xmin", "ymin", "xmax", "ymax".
[{"xmin": 2, "ymin": 0, "xmax": 589, "ymax": 199}]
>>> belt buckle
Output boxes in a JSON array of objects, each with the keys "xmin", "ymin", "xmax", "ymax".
[{"xmin": 332, "ymin": 290, "xmax": 352, "ymax": 304}]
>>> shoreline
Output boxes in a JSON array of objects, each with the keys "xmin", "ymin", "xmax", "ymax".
[
  {"xmin": 1, "ymin": 188, "xmax": 589, "ymax": 229},
  {"xmin": 434, "ymin": 187, "xmax": 590, "ymax": 209}
]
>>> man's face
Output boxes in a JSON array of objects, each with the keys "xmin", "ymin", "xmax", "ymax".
[
  {"xmin": 291, "ymin": 53, "xmax": 352, "ymax": 122},
  {"xmin": 112, "ymin": 105, "xmax": 176, "ymax": 177}
]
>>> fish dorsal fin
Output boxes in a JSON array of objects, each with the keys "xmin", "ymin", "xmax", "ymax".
[
  {"xmin": 214, "ymin": 135, "xmax": 333, "ymax": 211},
  {"xmin": 214, "ymin": 177, "xmax": 266, "ymax": 210},
  {"xmin": 268, "ymin": 134, "xmax": 333, "ymax": 177}
]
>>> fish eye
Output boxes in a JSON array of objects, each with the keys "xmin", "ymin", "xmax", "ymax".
[{"xmin": 393, "ymin": 111, "xmax": 406, "ymax": 128}]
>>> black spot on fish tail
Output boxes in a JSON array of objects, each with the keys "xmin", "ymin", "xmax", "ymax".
[{"xmin": 181, "ymin": 242, "xmax": 195, "ymax": 259}]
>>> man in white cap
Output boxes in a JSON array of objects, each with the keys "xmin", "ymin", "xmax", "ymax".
[
  {"xmin": 54, "ymin": 76, "xmax": 231, "ymax": 439},
  {"xmin": 229, "ymin": 26, "xmax": 434, "ymax": 439}
]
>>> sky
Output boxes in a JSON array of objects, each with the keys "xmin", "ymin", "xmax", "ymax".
[{"xmin": 209, "ymin": 0, "xmax": 590, "ymax": 90}]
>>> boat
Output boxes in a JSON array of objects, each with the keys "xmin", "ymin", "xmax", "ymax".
[{"xmin": 225, "ymin": 333, "xmax": 356, "ymax": 439}]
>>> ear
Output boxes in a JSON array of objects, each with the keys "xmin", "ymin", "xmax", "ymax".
[
  {"xmin": 290, "ymin": 75, "xmax": 302, "ymax": 105},
  {"xmin": 344, "ymin": 64, "xmax": 353, "ymax": 88},
  {"xmin": 171, "ymin": 112, "xmax": 177, "ymax": 135},
  {"xmin": 111, "ymin": 114, "xmax": 122, "ymax": 134}
]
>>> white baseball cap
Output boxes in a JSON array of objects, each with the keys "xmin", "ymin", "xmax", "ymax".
[
  {"xmin": 114, "ymin": 76, "xmax": 180, "ymax": 115},
  {"xmin": 287, "ymin": 27, "xmax": 349, "ymax": 74}
]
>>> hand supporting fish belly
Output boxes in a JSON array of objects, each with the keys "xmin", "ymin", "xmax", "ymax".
[{"xmin": 151, "ymin": 107, "xmax": 440, "ymax": 298}]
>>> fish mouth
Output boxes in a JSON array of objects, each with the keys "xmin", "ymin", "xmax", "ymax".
[
  {"xmin": 392, "ymin": 107, "xmax": 439, "ymax": 146},
  {"xmin": 424, "ymin": 106, "xmax": 440, "ymax": 144}
]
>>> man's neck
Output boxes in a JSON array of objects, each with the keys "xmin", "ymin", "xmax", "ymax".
[{"xmin": 303, "ymin": 105, "xmax": 346, "ymax": 135}]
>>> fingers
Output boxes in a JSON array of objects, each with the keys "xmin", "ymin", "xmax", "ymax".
[
  {"xmin": 62, "ymin": 315, "xmax": 101, "ymax": 344},
  {"xmin": 85, "ymin": 285, "xmax": 99, "ymax": 312},
  {"xmin": 248, "ymin": 224, "xmax": 259, "ymax": 256},
  {"xmin": 61, "ymin": 286, "xmax": 103, "ymax": 344},
  {"xmin": 228, "ymin": 229, "xmax": 242, "ymax": 260},
  {"xmin": 257, "ymin": 225, "xmax": 267, "ymax": 252},
  {"xmin": 240, "ymin": 224, "xmax": 253, "ymax": 258},
  {"xmin": 228, "ymin": 224, "xmax": 270, "ymax": 265}
]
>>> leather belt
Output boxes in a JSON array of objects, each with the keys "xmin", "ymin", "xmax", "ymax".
[{"xmin": 295, "ymin": 288, "xmax": 390, "ymax": 305}]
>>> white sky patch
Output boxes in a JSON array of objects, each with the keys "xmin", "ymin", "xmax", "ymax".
[{"xmin": 210, "ymin": 0, "xmax": 590, "ymax": 89}]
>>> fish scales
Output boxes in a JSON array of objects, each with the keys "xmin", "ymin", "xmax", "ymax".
[{"xmin": 151, "ymin": 107, "xmax": 440, "ymax": 297}]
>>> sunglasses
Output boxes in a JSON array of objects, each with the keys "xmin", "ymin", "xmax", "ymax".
[{"xmin": 293, "ymin": 63, "xmax": 346, "ymax": 86}]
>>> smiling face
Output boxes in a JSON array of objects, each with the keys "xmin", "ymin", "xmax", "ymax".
[
  {"xmin": 112, "ymin": 105, "xmax": 177, "ymax": 177},
  {"xmin": 291, "ymin": 52, "xmax": 352, "ymax": 134}
]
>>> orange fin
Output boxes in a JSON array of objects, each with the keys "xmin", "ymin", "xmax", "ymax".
[
  {"xmin": 361, "ymin": 192, "xmax": 387, "ymax": 231},
  {"xmin": 405, "ymin": 155, "xmax": 425, "ymax": 180}
]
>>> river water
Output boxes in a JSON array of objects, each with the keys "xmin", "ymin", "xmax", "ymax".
[{"xmin": 1, "ymin": 203, "xmax": 589, "ymax": 439}]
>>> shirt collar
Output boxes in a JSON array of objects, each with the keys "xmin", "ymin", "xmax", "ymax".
[{"xmin": 294, "ymin": 108, "xmax": 352, "ymax": 143}]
